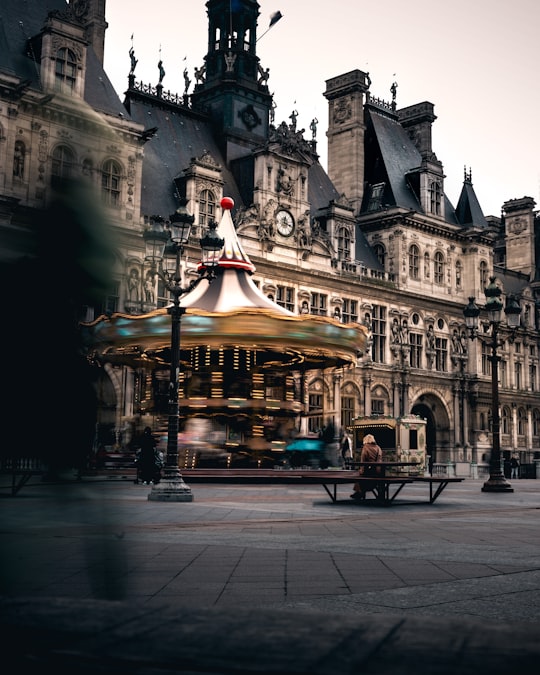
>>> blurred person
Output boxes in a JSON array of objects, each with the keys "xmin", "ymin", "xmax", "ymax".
[{"xmin": 0, "ymin": 176, "xmax": 115, "ymax": 477}]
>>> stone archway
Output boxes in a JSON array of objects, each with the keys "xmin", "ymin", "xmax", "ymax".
[{"xmin": 411, "ymin": 393, "xmax": 451, "ymax": 465}]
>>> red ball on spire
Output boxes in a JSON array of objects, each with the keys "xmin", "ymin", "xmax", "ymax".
[{"xmin": 220, "ymin": 197, "xmax": 234, "ymax": 210}]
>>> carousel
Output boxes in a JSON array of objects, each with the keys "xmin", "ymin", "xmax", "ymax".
[{"xmin": 82, "ymin": 199, "xmax": 367, "ymax": 468}]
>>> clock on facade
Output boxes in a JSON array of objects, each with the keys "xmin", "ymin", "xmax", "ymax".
[{"xmin": 276, "ymin": 210, "xmax": 294, "ymax": 237}]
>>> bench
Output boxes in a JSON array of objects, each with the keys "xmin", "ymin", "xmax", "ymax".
[
  {"xmin": 0, "ymin": 457, "xmax": 47, "ymax": 496},
  {"xmin": 410, "ymin": 476, "xmax": 465, "ymax": 503}
]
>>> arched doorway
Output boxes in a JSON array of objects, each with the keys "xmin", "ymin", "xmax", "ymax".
[{"xmin": 411, "ymin": 402, "xmax": 437, "ymax": 464}]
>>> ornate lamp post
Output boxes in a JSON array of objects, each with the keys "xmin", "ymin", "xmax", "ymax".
[
  {"xmin": 143, "ymin": 198, "xmax": 224, "ymax": 502},
  {"xmin": 463, "ymin": 277, "xmax": 521, "ymax": 493}
]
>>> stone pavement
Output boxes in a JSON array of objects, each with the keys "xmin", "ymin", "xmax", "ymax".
[{"xmin": 1, "ymin": 474, "xmax": 540, "ymax": 673}]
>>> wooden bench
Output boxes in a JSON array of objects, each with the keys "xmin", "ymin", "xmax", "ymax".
[{"xmin": 0, "ymin": 457, "xmax": 47, "ymax": 496}]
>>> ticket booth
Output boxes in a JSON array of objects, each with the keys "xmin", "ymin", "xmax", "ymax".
[{"xmin": 347, "ymin": 415, "xmax": 427, "ymax": 475}]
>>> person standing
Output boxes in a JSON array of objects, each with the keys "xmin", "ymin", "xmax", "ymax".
[
  {"xmin": 352, "ymin": 434, "xmax": 383, "ymax": 500},
  {"xmin": 510, "ymin": 454, "xmax": 520, "ymax": 479}
]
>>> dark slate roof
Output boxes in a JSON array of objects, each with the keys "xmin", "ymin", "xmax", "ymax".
[
  {"xmin": 367, "ymin": 108, "xmax": 423, "ymax": 212},
  {"xmin": 84, "ymin": 48, "xmax": 130, "ymax": 119},
  {"xmin": 308, "ymin": 161, "xmax": 342, "ymax": 212},
  {"xmin": 365, "ymin": 105, "xmax": 460, "ymax": 224},
  {"xmin": 0, "ymin": 0, "xmax": 127, "ymax": 119},
  {"xmin": 126, "ymin": 96, "xmax": 245, "ymax": 218},
  {"xmin": 1, "ymin": 0, "xmax": 66, "ymax": 85},
  {"xmin": 455, "ymin": 177, "xmax": 488, "ymax": 228}
]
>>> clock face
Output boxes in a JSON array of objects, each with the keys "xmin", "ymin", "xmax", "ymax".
[{"xmin": 276, "ymin": 210, "xmax": 294, "ymax": 237}]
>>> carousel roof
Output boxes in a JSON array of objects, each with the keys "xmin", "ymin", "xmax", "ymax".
[{"xmin": 81, "ymin": 199, "xmax": 367, "ymax": 370}]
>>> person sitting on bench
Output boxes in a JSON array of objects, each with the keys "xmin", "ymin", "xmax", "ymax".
[{"xmin": 351, "ymin": 434, "xmax": 382, "ymax": 500}]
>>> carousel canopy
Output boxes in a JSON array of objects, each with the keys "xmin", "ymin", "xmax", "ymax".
[{"xmin": 81, "ymin": 199, "xmax": 367, "ymax": 371}]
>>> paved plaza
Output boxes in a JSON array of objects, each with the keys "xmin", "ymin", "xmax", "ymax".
[{"xmin": 1, "ymin": 474, "xmax": 540, "ymax": 673}]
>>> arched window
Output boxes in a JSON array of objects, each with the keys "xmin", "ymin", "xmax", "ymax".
[
  {"xmin": 51, "ymin": 144, "xmax": 75, "ymax": 187},
  {"xmin": 55, "ymin": 47, "xmax": 77, "ymax": 93},
  {"xmin": 455, "ymin": 259, "xmax": 462, "ymax": 289},
  {"xmin": 434, "ymin": 251, "xmax": 445, "ymax": 284},
  {"xmin": 373, "ymin": 243, "xmax": 386, "ymax": 268},
  {"xmin": 501, "ymin": 407, "xmax": 511, "ymax": 435},
  {"xmin": 101, "ymin": 159, "xmax": 122, "ymax": 206},
  {"xmin": 533, "ymin": 409, "xmax": 540, "ymax": 436},
  {"xmin": 479, "ymin": 260, "xmax": 488, "ymax": 289},
  {"xmin": 13, "ymin": 140, "xmax": 26, "ymax": 179},
  {"xmin": 517, "ymin": 408, "xmax": 527, "ymax": 436},
  {"xmin": 408, "ymin": 244, "xmax": 419, "ymax": 279},
  {"xmin": 337, "ymin": 226, "xmax": 351, "ymax": 260},
  {"xmin": 199, "ymin": 189, "xmax": 216, "ymax": 228},
  {"xmin": 429, "ymin": 181, "xmax": 442, "ymax": 215}
]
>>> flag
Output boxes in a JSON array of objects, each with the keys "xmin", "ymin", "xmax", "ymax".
[{"xmin": 269, "ymin": 11, "xmax": 283, "ymax": 28}]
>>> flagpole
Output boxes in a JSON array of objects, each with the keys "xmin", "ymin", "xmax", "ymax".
[{"xmin": 257, "ymin": 11, "xmax": 283, "ymax": 43}]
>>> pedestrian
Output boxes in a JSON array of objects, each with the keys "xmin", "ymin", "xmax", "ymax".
[
  {"xmin": 351, "ymin": 433, "xmax": 383, "ymax": 500},
  {"xmin": 510, "ymin": 454, "xmax": 520, "ymax": 479},
  {"xmin": 340, "ymin": 431, "xmax": 353, "ymax": 468},
  {"xmin": 135, "ymin": 427, "xmax": 158, "ymax": 484}
]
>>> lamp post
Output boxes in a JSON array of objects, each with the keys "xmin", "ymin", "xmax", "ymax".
[
  {"xmin": 463, "ymin": 277, "xmax": 521, "ymax": 493},
  {"xmin": 143, "ymin": 198, "xmax": 224, "ymax": 502}
]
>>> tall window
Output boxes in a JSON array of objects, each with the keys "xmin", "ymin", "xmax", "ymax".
[
  {"xmin": 276, "ymin": 285, "xmax": 295, "ymax": 312},
  {"xmin": 101, "ymin": 159, "xmax": 122, "ymax": 206},
  {"xmin": 337, "ymin": 226, "xmax": 351, "ymax": 260},
  {"xmin": 371, "ymin": 304, "xmax": 387, "ymax": 364},
  {"xmin": 501, "ymin": 407, "xmax": 510, "ymax": 434},
  {"xmin": 373, "ymin": 243, "xmax": 386, "ymax": 268},
  {"xmin": 55, "ymin": 47, "xmax": 77, "ymax": 93},
  {"xmin": 434, "ymin": 251, "xmax": 445, "ymax": 285},
  {"xmin": 341, "ymin": 298, "xmax": 358, "ymax": 324},
  {"xmin": 310, "ymin": 292, "xmax": 327, "ymax": 316},
  {"xmin": 308, "ymin": 393, "xmax": 323, "ymax": 434},
  {"xmin": 533, "ymin": 410, "xmax": 540, "ymax": 436},
  {"xmin": 199, "ymin": 189, "xmax": 216, "ymax": 228},
  {"xmin": 51, "ymin": 144, "xmax": 75, "ymax": 187},
  {"xmin": 530, "ymin": 364, "xmax": 537, "ymax": 392},
  {"xmin": 429, "ymin": 180, "xmax": 442, "ymax": 215},
  {"xmin": 517, "ymin": 408, "xmax": 526, "ymax": 435},
  {"xmin": 481, "ymin": 342, "xmax": 491, "ymax": 376},
  {"xmin": 408, "ymin": 244, "xmax": 419, "ymax": 279},
  {"xmin": 515, "ymin": 362, "xmax": 522, "ymax": 389},
  {"xmin": 434, "ymin": 337, "xmax": 447, "ymax": 372},
  {"xmin": 341, "ymin": 396, "xmax": 354, "ymax": 428},
  {"xmin": 409, "ymin": 332, "xmax": 422, "ymax": 368}
]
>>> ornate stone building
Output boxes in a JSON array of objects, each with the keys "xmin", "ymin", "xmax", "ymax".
[{"xmin": 1, "ymin": 0, "xmax": 539, "ymax": 472}]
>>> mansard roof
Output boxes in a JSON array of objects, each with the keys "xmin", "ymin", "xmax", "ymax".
[
  {"xmin": 125, "ymin": 92, "xmax": 244, "ymax": 218},
  {"xmin": 1, "ymin": 0, "xmax": 126, "ymax": 118}
]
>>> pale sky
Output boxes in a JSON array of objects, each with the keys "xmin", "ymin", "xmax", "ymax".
[{"xmin": 103, "ymin": 0, "xmax": 539, "ymax": 218}]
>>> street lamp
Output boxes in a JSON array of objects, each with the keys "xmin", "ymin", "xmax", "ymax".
[
  {"xmin": 143, "ymin": 198, "xmax": 224, "ymax": 502},
  {"xmin": 463, "ymin": 276, "xmax": 521, "ymax": 493}
]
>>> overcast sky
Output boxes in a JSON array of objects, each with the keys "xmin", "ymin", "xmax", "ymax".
[{"xmin": 103, "ymin": 0, "xmax": 539, "ymax": 218}]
